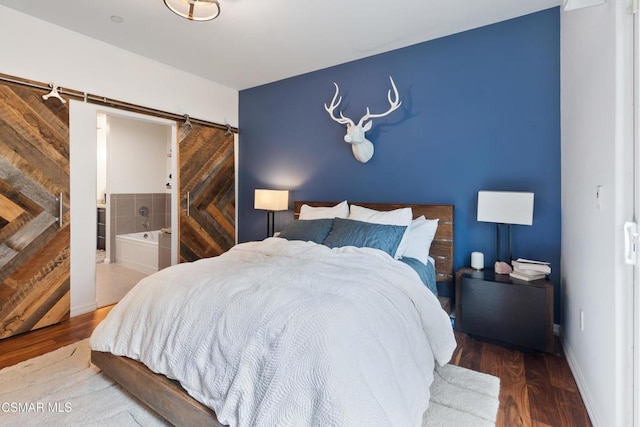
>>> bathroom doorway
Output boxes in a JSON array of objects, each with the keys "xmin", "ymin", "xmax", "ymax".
[{"xmin": 95, "ymin": 111, "xmax": 176, "ymax": 308}]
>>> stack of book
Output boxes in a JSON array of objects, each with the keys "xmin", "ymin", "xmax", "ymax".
[{"xmin": 509, "ymin": 258, "xmax": 551, "ymax": 281}]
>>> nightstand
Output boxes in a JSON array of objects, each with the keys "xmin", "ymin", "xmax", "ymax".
[{"xmin": 455, "ymin": 268, "xmax": 554, "ymax": 353}]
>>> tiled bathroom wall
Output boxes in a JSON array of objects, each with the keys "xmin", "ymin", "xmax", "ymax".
[
  {"xmin": 159, "ymin": 232, "xmax": 171, "ymax": 270},
  {"xmin": 109, "ymin": 193, "xmax": 171, "ymax": 261}
]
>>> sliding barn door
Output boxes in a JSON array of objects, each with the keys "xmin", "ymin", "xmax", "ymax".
[
  {"xmin": 0, "ymin": 82, "xmax": 70, "ymax": 339},
  {"xmin": 179, "ymin": 123, "xmax": 235, "ymax": 262}
]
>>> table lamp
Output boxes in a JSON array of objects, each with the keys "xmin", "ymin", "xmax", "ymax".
[
  {"xmin": 477, "ymin": 191, "xmax": 534, "ymax": 268},
  {"xmin": 254, "ymin": 189, "xmax": 289, "ymax": 238}
]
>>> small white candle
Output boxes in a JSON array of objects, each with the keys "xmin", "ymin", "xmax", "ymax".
[{"xmin": 471, "ymin": 252, "xmax": 484, "ymax": 270}]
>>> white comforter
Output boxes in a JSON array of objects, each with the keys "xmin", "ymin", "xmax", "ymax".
[{"xmin": 90, "ymin": 238, "xmax": 456, "ymax": 427}]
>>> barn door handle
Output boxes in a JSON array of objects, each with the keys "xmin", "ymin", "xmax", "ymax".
[
  {"xmin": 55, "ymin": 192, "xmax": 63, "ymax": 227},
  {"xmin": 186, "ymin": 192, "xmax": 190, "ymax": 216}
]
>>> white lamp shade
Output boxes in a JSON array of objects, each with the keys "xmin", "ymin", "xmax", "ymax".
[
  {"xmin": 477, "ymin": 191, "xmax": 534, "ymax": 225},
  {"xmin": 254, "ymin": 189, "xmax": 289, "ymax": 211}
]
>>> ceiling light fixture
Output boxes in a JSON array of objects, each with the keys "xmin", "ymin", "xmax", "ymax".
[{"xmin": 163, "ymin": 0, "xmax": 220, "ymax": 21}]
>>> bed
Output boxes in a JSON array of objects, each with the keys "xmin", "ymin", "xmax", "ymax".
[{"xmin": 90, "ymin": 201, "xmax": 456, "ymax": 426}]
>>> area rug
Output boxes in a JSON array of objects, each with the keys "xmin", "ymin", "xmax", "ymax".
[{"xmin": 0, "ymin": 340, "xmax": 499, "ymax": 426}]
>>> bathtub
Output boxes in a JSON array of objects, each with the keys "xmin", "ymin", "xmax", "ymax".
[{"xmin": 115, "ymin": 230, "xmax": 160, "ymax": 275}]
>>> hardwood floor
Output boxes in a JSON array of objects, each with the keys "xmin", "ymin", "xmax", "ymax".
[
  {"xmin": 451, "ymin": 331, "xmax": 592, "ymax": 427},
  {"xmin": 0, "ymin": 307, "xmax": 592, "ymax": 426},
  {"xmin": 0, "ymin": 305, "xmax": 112, "ymax": 370}
]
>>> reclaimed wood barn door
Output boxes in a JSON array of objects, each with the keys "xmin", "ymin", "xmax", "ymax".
[
  {"xmin": 0, "ymin": 82, "xmax": 70, "ymax": 339},
  {"xmin": 179, "ymin": 123, "xmax": 235, "ymax": 262}
]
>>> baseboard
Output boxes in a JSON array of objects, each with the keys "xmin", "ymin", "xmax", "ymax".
[
  {"xmin": 71, "ymin": 302, "xmax": 97, "ymax": 318},
  {"xmin": 562, "ymin": 336, "xmax": 602, "ymax": 426}
]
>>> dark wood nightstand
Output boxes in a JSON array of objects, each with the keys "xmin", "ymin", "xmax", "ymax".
[{"xmin": 455, "ymin": 267, "xmax": 554, "ymax": 353}]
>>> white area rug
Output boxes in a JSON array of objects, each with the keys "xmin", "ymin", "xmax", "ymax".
[
  {"xmin": 424, "ymin": 364, "xmax": 501, "ymax": 427},
  {"xmin": 0, "ymin": 340, "xmax": 499, "ymax": 426}
]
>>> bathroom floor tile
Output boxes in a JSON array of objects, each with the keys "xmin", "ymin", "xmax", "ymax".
[{"xmin": 96, "ymin": 263, "xmax": 148, "ymax": 308}]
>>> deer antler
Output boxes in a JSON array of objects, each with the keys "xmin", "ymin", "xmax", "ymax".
[
  {"xmin": 323, "ymin": 77, "xmax": 402, "ymax": 163},
  {"xmin": 357, "ymin": 76, "xmax": 402, "ymax": 127},
  {"xmin": 324, "ymin": 83, "xmax": 355, "ymax": 126}
]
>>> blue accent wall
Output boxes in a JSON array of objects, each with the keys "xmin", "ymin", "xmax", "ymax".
[{"xmin": 239, "ymin": 8, "xmax": 561, "ymax": 319}]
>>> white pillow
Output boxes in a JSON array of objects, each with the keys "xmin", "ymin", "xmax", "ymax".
[
  {"xmin": 348, "ymin": 205, "xmax": 413, "ymax": 258},
  {"xmin": 299, "ymin": 200, "xmax": 349, "ymax": 220},
  {"xmin": 401, "ymin": 216, "xmax": 439, "ymax": 265}
]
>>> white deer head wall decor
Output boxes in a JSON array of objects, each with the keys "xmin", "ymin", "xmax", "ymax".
[{"xmin": 324, "ymin": 76, "xmax": 402, "ymax": 163}]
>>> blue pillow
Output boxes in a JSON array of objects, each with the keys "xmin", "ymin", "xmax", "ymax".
[
  {"xmin": 278, "ymin": 219, "xmax": 334, "ymax": 244},
  {"xmin": 399, "ymin": 257, "xmax": 438, "ymax": 296},
  {"xmin": 322, "ymin": 218, "xmax": 407, "ymax": 257}
]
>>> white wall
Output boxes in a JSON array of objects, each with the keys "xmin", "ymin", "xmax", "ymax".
[
  {"xmin": 69, "ymin": 103, "xmax": 99, "ymax": 316},
  {"xmin": 0, "ymin": 6, "xmax": 238, "ymax": 127},
  {"xmin": 96, "ymin": 114, "xmax": 107, "ymax": 202},
  {"xmin": 560, "ymin": 1, "xmax": 635, "ymax": 425},
  {"xmin": 108, "ymin": 116, "xmax": 170, "ymax": 194},
  {"xmin": 0, "ymin": 6, "xmax": 238, "ymax": 316}
]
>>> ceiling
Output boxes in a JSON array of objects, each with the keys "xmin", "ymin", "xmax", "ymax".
[{"xmin": 0, "ymin": 0, "xmax": 560, "ymax": 91}]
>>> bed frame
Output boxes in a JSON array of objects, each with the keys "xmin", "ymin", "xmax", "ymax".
[{"xmin": 91, "ymin": 202, "xmax": 454, "ymax": 427}]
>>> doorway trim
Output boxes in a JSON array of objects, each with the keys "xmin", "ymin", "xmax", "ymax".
[
  {"xmin": 633, "ymin": 3, "xmax": 640, "ymax": 425},
  {"xmin": 70, "ymin": 101, "xmax": 177, "ymax": 316}
]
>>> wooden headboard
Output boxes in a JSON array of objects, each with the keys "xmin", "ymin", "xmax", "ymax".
[{"xmin": 293, "ymin": 201, "xmax": 454, "ymax": 283}]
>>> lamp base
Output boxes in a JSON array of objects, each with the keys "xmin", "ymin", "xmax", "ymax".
[
  {"xmin": 495, "ymin": 223, "xmax": 514, "ymax": 267},
  {"xmin": 266, "ymin": 210, "xmax": 275, "ymax": 238}
]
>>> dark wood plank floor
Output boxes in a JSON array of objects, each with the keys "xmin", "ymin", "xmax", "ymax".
[
  {"xmin": 0, "ymin": 307, "xmax": 592, "ymax": 426},
  {"xmin": 451, "ymin": 331, "xmax": 592, "ymax": 427},
  {"xmin": 0, "ymin": 305, "xmax": 112, "ymax": 369}
]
